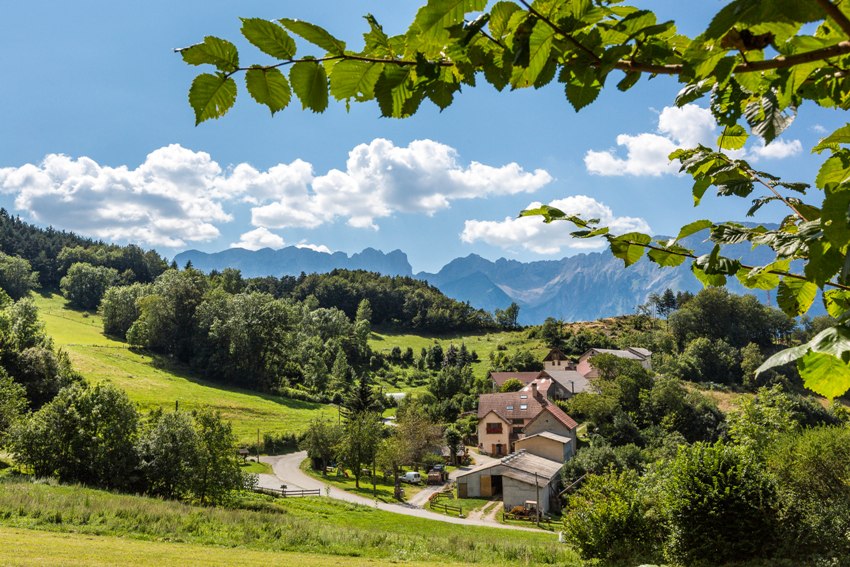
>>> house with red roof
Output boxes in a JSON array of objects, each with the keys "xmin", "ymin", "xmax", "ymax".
[{"xmin": 476, "ymin": 379, "xmax": 578, "ymax": 457}]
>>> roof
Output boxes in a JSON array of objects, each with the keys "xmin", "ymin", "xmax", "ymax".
[
  {"xmin": 544, "ymin": 370, "xmax": 593, "ymax": 394},
  {"xmin": 581, "ymin": 347, "xmax": 652, "ymax": 361},
  {"xmin": 456, "ymin": 450, "xmax": 563, "ymax": 486},
  {"xmin": 516, "ymin": 431, "xmax": 572, "ymax": 445},
  {"xmin": 527, "ymin": 403, "xmax": 579, "ymax": 431},
  {"xmin": 489, "ymin": 371, "xmax": 545, "ymax": 387},
  {"xmin": 478, "ymin": 379, "xmax": 578, "ymax": 430},
  {"xmin": 543, "ymin": 348, "xmax": 567, "ymax": 362}
]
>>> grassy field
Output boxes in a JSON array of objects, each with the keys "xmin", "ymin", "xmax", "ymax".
[
  {"xmin": 33, "ymin": 293, "xmax": 335, "ymax": 444},
  {"xmin": 0, "ymin": 526, "xmax": 447, "ymax": 567},
  {"xmin": 0, "ymin": 480, "xmax": 580, "ymax": 566},
  {"xmin": 369, "ymin": 329, "xmax": 546, "ymax": 393}
]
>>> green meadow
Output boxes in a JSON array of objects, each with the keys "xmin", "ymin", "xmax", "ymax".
[
  {"xmin": 33, "ymin": 293, "xmax": 335, "ymax": 444},
  {"xmin": 0, "ymin": 480, "xmax": 579, "ymax": 566}
]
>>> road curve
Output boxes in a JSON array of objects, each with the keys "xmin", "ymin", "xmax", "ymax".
[{"xmin": 259, "ymin": 451, "xmax": 543, "ymax": 532}]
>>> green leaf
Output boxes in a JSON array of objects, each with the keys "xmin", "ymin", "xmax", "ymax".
[
  {"xmin": 744, "ymin": 91, "xmax": 795, "ymax": 144},
  {"xmin": 816, "ymin": 152, "xmax": 850, "ymax": 189},
  {"xmin": 489, "ymin": 1, "xmax": 521, "ymax": 39},
  {"xmin": 189, "ymin": 73, "xmax": 237, "ymax": 125},
  {"xmin": 824, "ymin": 290, "xmax": 850, "ymax": 319},
  {"xmin": 240, "ymin": 18, "xmax": 296, "ymax": 60},
  {"xmin": 647, "ymin": 246, "xmax": 690, "ymax": 267},
  {"xmin": 617, "ymin": 72, "xmax": 640, "ymax": 92},
  {"xmin": 813, "ymin": 124, "xmax": 850, "ymax": 154},
  {"xmin": 520, "ymin": 205, "xmax": 566, "ymax": 223},
  {"xmin": 672, "ymin": 219, "xmax": 712, "ymax": 244},
  {"xmin": 798, "ymin": 351, "xmax": 850, "ymax": 399},
  {"xmin": 289, "ymin": 61, "xmax": 329, "ymax": 113},
  {"xmin": 565, "ymin": 67, "xmax": 602, "ymax": 112},
  {"xmin": 717, "ymin": 125, "xmax": 748, "ymax": 150},
  {"xmin": 735, "ymin": 260, "xmax": 788, "ymax": 290},
  {"xmin": 245, "ymin": 67, "xmax": 291, "ymax": 115},
  {"xmin": 329, "ymin": 60, "xmax": 383, "ymax": 102},
  {"xmin": 821, "ymin": 186, "xmax": 850, "ymax": 249},
  {"xmin": 777, "ymin": 278, "xmax": 818, "ymax": 316},
  {"xmin": 756, "ymin": 343, "xmax": 810, "ymax": 375},
  {"xmin": 511, "ymin": 21, "xmax": 555, "ymax": 88},
  {"xmin": 279, "ymin": 19, "xmax": 346, "ymax": 54},
  {"xmin": 609, "ymin": 232, "xmax": 651, "ymax": 267},
  {"xmin": 692, "ymin": 265, "xmax": 726, "ymax": 287},
  {"xmin": 181, "ymin": 36, "xmax": 240, "ymax": 73},
  {"xmin": 374, "ymin": 66, "xmax": 417, "ymax": 118},
  {"xmin": 411, "ymin": 0, "xmax": 487, "ymax": 50},
  {"xmin": 363, "ymin": 14, "xmax": 393, "ymax": 56}
]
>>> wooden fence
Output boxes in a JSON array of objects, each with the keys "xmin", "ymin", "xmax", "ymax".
[
  {"xmin": 254, "ymin": 486, "xmax": 321, "ymax": 498},
  {"xmin": 430, "ymin": 501, "xmax": 463, "ymax": 517}
]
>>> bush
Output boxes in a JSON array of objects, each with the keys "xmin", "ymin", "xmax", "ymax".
[
  {"xmin": 563, "ymin": 469, "xmax": 660, "ymax": 564},
  {"xmin": 662, "ymin": 442, "xmax": 778, "ymax": 566}
]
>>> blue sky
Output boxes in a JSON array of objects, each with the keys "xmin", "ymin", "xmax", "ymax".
[{"xmin": 0, "ymin": 1, "xmax": 842, "ymax": 272}]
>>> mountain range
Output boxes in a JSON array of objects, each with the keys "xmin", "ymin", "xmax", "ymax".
[{"xmin": 175, "ymin": 231, "xmax": 789, "ymax": 325}]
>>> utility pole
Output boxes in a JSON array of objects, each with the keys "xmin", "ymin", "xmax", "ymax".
[
  {"xmin": 257, "ymin": 428, "xmax": 260, "ymax": 462},
  {"xmin": 175, "ymin": 400, "xmax": 179, "ymax": 411},
  {"xmin": 535, "ymin": 472, "xmax": 540, "ymax": 526}
]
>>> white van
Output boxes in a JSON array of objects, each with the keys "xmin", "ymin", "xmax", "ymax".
[{"xmin": 401, "ymin": 471, "xmax": 421, "ymax": 484}]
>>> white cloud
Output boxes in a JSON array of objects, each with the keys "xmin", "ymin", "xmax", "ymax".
[
  {"xmin": 0, "ymin": 145, "xmax": 229, "ymax": 247},
  {"xmin": 230, "ymin": 227, "xmax": 285, "ymax": 251},
  {"xmin": 0, "ymin": 140, "xmax": 552, "ymax": 247},
  {"xmin": 747, "ymin": 138, "xmax": 802, "ymax": 161},
  {"xmin": 295, "ymin": 241, "xmax": 331, "ymax": 254},
  {"xmin": 811, "ymin": 124, "xmax": 828, "ymax": 134},
  {"xmin": 250, "ymin": 138, "xmax": 553, "ymax": 230},
  {"xmin": 585, "ymin": 104, "xmax": 802, "ymax": 176},
  {"xmin": 461, "ymin": 195, "xmax": 651, "ymax": 255}
]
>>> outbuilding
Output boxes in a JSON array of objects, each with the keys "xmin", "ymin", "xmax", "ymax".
[{"xmin": 456, "ymin": 450, "xmax": 563, "ymax": 514}]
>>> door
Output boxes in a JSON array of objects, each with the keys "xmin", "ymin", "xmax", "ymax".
[
  {"xmin": 458, "ymin": 482, "xmax": 467, "ymax": 498},
  {"xmin": 480, "ymin": 475, "xmax": 492, "ymax": 497}
]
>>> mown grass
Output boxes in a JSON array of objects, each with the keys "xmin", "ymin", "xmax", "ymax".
[
  {"xmin": 0, "ymin": 480, "xmax": 580, "ymax": 566},
  {"xmin": 33, "ymin": 293, "xmax": 335, "ymax": 444},
  {"xmin": 0, "ymin": 526, "xmax": 445, "ymax": 567},
  {"xmin": 369, "ymin": 329, "xmax": 547, "ymax": 393}
]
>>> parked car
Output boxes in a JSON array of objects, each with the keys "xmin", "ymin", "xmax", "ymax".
[{"xmin": 401, "ymin": 471, "xmax": 422, "ymax": 484}]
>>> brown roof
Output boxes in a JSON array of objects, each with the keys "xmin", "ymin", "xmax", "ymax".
[
  {"xmin": 456, "ymin": 450, "xmax": 563, "ymax": 486},
  {"xmin": 477, "ymin": 379, "xmax": 577, "ymax": 430},
  {"xmin": 581, "ymin": 348, "xmax": 651, "ymax": 362},
  {"xmin": 489, "ymin": 371, "xmax": 545, "ymax": 387}
]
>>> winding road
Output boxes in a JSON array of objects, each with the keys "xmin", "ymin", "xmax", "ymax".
[{"xmin": 257, "ymin": 451, "xmax": 540, "ymax": 531}]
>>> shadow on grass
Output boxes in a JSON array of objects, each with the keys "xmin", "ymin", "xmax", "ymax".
[{"xmin": 137, "ymin": 349, "xmax": 329, "ymax": 411}]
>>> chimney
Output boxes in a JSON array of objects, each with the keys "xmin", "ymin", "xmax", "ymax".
[{"xmin": 530, "ymin": 381, "xmax": 538, "ymax": 398}]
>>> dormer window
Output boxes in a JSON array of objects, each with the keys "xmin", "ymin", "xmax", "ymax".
[
  {"xmin": 506, "ymin": 405, "xmax": 514, "ymax": 410},
  {"xmin": 520, "ymin": 394, "xmax": 528, "ymax": 399},
  {"xmin": 520, "ymin": 404, "xmax": 528, "ymax": 410}
]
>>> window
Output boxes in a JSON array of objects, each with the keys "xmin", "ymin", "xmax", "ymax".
[
  {"xmin": 486, "ymin": 422, "xmax": 503, "ymax": 434},
  {"xmin": 520, "ymin": 404, "xmax": 528, "ymax": 410},
  {"xmin": 512, "ymin": 427, "xmax": 524, "ymax": 435},
  {"xmin": 512, "ymin": 418, "xmax": 524, "ymax": 425},
  {"xmin": 520, "ymin": 394, "xmax": 528, "ymax": 399},
  {"xmin": 506, "ymin": 405, "xmax": 514, "ymax": 410}
]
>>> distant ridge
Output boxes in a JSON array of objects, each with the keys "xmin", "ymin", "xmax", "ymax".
[
  {"xmin": 175, "ymin": 229, "xmax": 805, "ymax": 324},
  {"xmin": 174, "ymin": 246, "xmax": 413, "ymax": 278}
]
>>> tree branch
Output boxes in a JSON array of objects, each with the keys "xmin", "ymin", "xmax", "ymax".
[
  {"xmin": 815, "ymin": 0, "xmax": 850, "ymax": 38},
  {"xmin": 622, "ymin": 240, "xmax": 850, "ymax": 291},
  {"xmin": 517, "ymin": 0, "xmax": 602, "ymax": 63}
]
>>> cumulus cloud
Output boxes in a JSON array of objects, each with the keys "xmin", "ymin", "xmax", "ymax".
[
  {"xmin": 0, "ymin": 140, "xmax": 552, "ymax": 247},
  {"xmin": 250, "ymin": 138, "xmax": 553, "ymax": 231},
  {"xmin": 585, "ymin": 105, "xmax": 801, "ymax": 176},
  {"xmin": 0, "ymin": 145, "xmax": 229, "ymax": 247},
  {"xmin": 461, "ymin": 195, "xmax": 651, "ymax": 255},
  {"xmin": 295, "ymin": 241, "xmax": 332, "ymax": 254},
  {"xmin": 230, "ymin": 227, "xmax": 285, "ymax": 251}
]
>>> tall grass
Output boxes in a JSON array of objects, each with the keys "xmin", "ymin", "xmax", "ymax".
[{"xmin": 0, "ymin": 480, "xmax": 579, "ymax": 565}]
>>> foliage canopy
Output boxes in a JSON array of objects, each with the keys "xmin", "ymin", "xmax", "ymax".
[{"xmin": 180, "ymin": 0, "xmax": 850, "ymax": 397}]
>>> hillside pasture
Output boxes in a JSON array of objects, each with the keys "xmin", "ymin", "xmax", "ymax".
[{"xmin": 34, "ymin": 293, "xmax": 334, "ymax": 444}]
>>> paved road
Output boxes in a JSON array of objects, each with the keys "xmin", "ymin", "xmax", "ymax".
[{"xmin": 258, "ymin": 451, "xmax": 541, "ymax": 532}]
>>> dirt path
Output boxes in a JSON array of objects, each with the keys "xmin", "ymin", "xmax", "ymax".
[{"xmin": 259, "ymin": 452, "xmax": 541, "ymax": 532}]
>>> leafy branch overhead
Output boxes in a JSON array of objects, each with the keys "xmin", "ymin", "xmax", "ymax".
[{"xmin": 180, "ymin": 0, "xmax": 850, "ymax": 398}]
